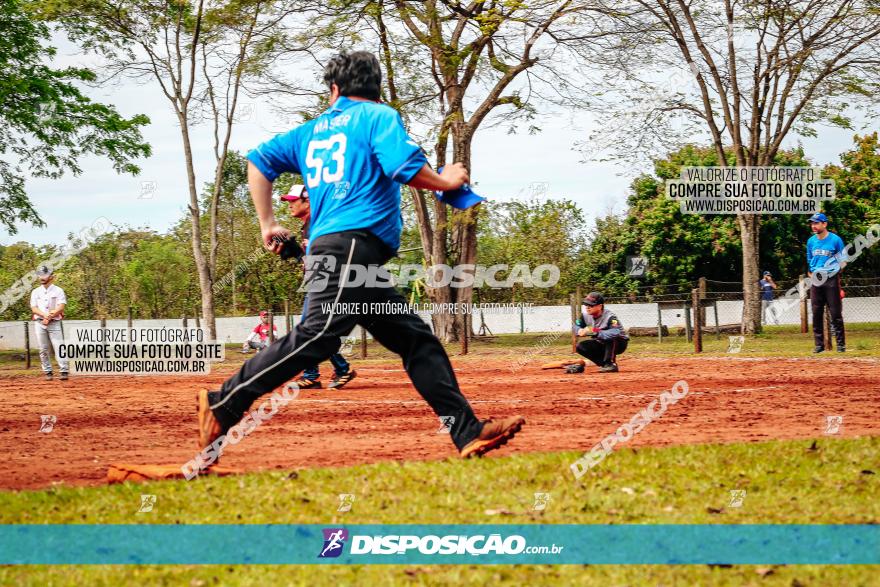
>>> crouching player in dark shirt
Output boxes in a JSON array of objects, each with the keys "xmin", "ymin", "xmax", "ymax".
[{"xmin": 572, "ymin": 292, "xmax": 629, "ymax": 373}]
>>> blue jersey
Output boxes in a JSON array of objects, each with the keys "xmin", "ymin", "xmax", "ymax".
[
  {"xmin": 806, "ymin": 232, "xmax": 845, "ymax": 275},
  {"xmin": 759, "ymin": 278, "xmax": 774, "ymax": 300},
  {"xmin": 247, "ymin": 97, "xmax": 427, "ymax": 251}
]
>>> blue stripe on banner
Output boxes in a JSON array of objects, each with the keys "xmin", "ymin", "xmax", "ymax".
[{"xmin": 1, "ymin": 525, "xmax": 877, "ymax": 565}]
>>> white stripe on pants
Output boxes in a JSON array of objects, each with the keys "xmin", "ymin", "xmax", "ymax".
[{"xmin": 34, "ymin": 321, "xmax": 68, "ymax": 373}]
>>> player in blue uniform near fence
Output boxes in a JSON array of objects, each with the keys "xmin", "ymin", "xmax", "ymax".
[
  {"xmin": 807, "ymin": 212, "xmax": 846, "ymax": 353},
  {"xmin": 759, "ymin": 271, "xmax": 778, "ymax": 325},
  {"xmin": 197, "ymin": 51, "xmax": 524, "ymax": 463}
]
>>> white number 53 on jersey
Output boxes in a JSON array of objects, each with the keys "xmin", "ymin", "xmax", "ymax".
[{"xmin": 305, "ymin": 133, "xmax": 347, "ymax": 188}]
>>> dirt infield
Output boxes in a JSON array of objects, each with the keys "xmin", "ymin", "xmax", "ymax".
[{"xmin": 1, "ymin": 355, "xmax": 878, "ymax": 490}]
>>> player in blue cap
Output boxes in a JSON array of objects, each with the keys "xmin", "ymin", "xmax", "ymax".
[
  {"xmin": 759, "ymin": 270, "xmax": 778, "ymax": 325},
  {"xmin": 806, "ymin": 212, "xmax": 846, "ymax": 352}
]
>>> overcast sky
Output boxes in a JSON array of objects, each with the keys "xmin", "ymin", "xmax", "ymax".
[{"xmin": 2, "ymin": 39, "xmax": 870, "ymax": 248}]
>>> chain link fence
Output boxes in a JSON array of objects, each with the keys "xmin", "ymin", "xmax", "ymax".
[
  {"xmin": 4, "ymin": 277, "xmax": 878, "ymax": 361},
  {"xmin": 704, "ymin": 276, "xmax": 880, "ymax": 329}
]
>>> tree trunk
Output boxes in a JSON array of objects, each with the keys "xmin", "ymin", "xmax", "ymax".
[
  {"xmin": 418, "ymin": 99, "xmax": 458, "ymax": 342},
  {"xmin": 423, "ymin": 119, "xmax": 476, "ymax": 343},
  {"xmin": 179, "ymin": 112, "xmax": 217, "ymax": 338},
  {"xmin": 427, "ymin": 196, "xmax": 456, "ymax": 341},
  {"xmin": 409, "ymin": 184, "xmax": 459, "ymax": 342},
  {"xmin": 738, "ymin": 214, "xmax": 761, "ymax": 334},
  {"xmin": 450, "ymin": 125, "xmax": 476, "ymax": 342}
]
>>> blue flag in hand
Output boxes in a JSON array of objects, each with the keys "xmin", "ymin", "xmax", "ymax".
[{"xmin": 434, "ymin": 167, "xmax": 486, "ymax": 209}]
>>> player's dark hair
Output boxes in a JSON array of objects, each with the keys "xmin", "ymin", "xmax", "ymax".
[{"xmin": 323, "ymin": 51, "xmax": 382, "ymax": 101}]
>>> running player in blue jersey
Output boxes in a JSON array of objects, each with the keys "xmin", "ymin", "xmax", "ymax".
[
  {"xmin": 198, "ymin": 51, "xmax": 524, "ymax": 461},
  {"xmin": 807, "ymin": 212, "xmax": 847, "ymax": 353}
]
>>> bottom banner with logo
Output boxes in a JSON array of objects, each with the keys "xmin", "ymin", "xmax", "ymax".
[{"xmin": 1, "ymin": 525, "xmax": 877, "ymax": 564}]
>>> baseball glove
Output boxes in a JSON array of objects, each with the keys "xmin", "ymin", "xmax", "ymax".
[
  {"xmin": 106, "ymin": 463, "xmax": 241, "ymax": 483},
  {"xmin": 278, "ymin": 237, "xmax": 304, "ymax": 261},
  {"xmin": 565, "ymin": 362, "xmax": 585, "ymax": 374}
]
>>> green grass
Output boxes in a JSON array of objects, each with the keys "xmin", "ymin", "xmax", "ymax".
[
  {"xmin": 628, "ymin": 322, "xmax": 880, "ymax": 357},
  {"xmin": 463, "ymin": 322, "xmax": 880, "ymax": 359},
  {"xmin": 3, "ymin": 563, "xmax": 878, "ymax": 586},
  {"xmin": 2, "ymin": 437, "xmax": 878, "ymax": 585}
]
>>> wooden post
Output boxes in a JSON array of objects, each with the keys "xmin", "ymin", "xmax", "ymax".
[
  {"xmin": 284, "ymin": 300, "xmax": 291, "ymax": 334},
  {"xmin": 823, "ymin": 307, "xmax": 832, "ymax": 351},
  {"xmin": 799, "ymin": 274, "xmax": 809, "ymax": 334},
  {"xmin": 656, "ymin": 303, "xmax": 663, "ymax": 342},
  {"xmin": 698, "ymin": 277, "xmax": 707, "ymax": 325},
  {"xmin": 461, "ymin": 310, "xmax": 468, "ymax": 355},
  {"xmin": 570, "ymin": 293, "xmax": 578, "ymax": 352},
  {"xmin": 24, "ymin": 321, "xmax": 31, "ymax": 369},
  {"xmin": 100, "ymin": 317, "xmax": 107, "ymax": 329},
  {"xmin": 692, "ymin": 288, "xmax": 703, "ymax": 353},
  {"xmin": 194, "ymin": 307, "xmax": 200, "ymax": 329},
  {"xmin": 182, "ymin": 314, "xmax": 188, "ymax": 328},
  {"xmin": 360, "ymin": 326, "xmax": 367, "ymax": 358},
  {"xmin": 684, "ymin": 301, "xmax": 692, "ymax": 342},
  {"xmin": 127, "ymin": 306, "xmax": 133, "ymax": 328},
  {"xmin": 268, "ymin": 310, "xmax": 275, "ymax": 343},
  {"xmin": 713, "ymin": 301, "xmax": 720, "ymax": 339}
]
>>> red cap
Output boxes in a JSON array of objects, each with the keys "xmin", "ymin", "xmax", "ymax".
[
  {"xmin": 281, "ymin": 185, "xmax": 306, "ymax": 202},
  {"xmin": 259, "ymin": 310, "xmax": 268, "ymax": 317}
]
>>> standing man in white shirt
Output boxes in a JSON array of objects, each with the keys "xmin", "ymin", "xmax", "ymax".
[{"xmin": 30, "ymin": 266, "xmax": 69, "ymax": 380}]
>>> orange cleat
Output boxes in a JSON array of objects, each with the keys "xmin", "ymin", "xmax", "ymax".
[{"xmin": 459, "ymin": 416, "xmax": 525, "ymax": 459}]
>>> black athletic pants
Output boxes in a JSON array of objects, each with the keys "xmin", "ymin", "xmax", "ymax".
[
  {"xmin": 811, "ymin": 273, "xmax": 845, "ymax": 348},
  {"xmin": 208, "ymin": 230, "xmax": 483, "ymax": 450},
  {"xmin": 576, "ymin": 337, "xmax": 628, "ymax": 366}
]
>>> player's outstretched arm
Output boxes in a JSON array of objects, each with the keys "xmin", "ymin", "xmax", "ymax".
[
  {"xmin": 248, "ymin": 162, "xmax": 290, "ymax": 254},
  {"xmin": 407, "ymin": 162, "xmax": 469, "ymax": 192}
]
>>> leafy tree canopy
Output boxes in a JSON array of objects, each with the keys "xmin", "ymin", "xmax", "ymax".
[{"xmin": 0, "ymin": 0, "xmax": 150, "ymax": 234}]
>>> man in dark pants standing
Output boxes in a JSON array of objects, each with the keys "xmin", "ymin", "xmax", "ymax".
[
  {"xmin": 282, "ymin": 186, "xmax": 357, "ymax": 390},
  {"xmin": 198, "ymin": 51, "xmax": 524, "ymax": 462},
  {"xmin": 807, "ymin": 212, "xmax": 846, "ymax": 353}
]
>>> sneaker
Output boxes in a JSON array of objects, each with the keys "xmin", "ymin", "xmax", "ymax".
[
  {"xmin": 459, "ymin": 415, "xmax": 525, "ymax": 459},
  {"xmin": 813, "ymin": 346, "xmax": 825, "ymax": 354},
  {"xmin": 60, "ymin": 372, "xmax": 69, "ymax": 381},
  {"xmin": 328, "ymin": 370, "xmax": 357, "ymax": 389},
  {"xmin": 293, "ymin": 377, "xmax": 322, "ymax": 389},
  {"xmin": 837, "ymin": 345, "xmax": 846, "ymax": 353},
  {"xmin": 599, "ymin": 363, "xmax": 619, "ymax": 373},
  {"xmin": 197, "ymin": 388, "xmax": 224, "ymax": 454},
  {"xmin": 44, "ymin": 372, "xmax": 53, "ymax": 381}
]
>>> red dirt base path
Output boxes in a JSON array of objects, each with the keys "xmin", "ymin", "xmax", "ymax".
[{"xmin": 1, "ymin": 356, "xmax": 878, "ymax": 490}]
